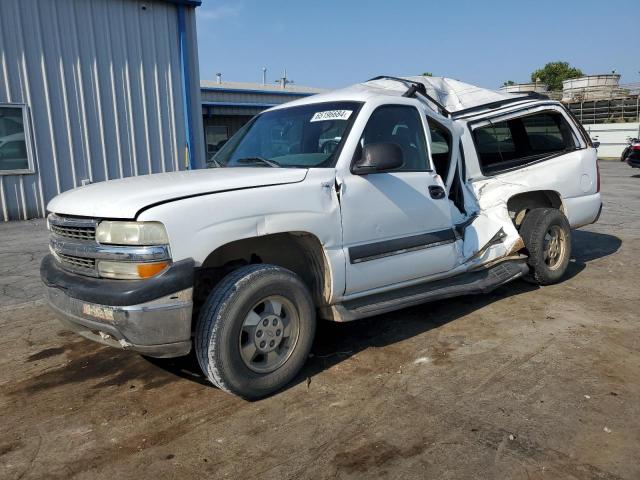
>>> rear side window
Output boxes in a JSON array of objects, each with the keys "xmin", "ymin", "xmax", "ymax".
[{"xmin": 473, "ymin": 111, "xmax": 577, "ymax": 175}]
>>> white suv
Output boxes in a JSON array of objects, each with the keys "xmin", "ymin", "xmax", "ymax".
[{"xmin": 42, "ymin": 76, "xmax": 602, "ymax": 399}]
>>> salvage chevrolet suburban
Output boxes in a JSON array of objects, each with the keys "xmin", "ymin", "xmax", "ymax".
[{"xmin": 42, "ymin": 76, "xmax": 602, "ymax": 399}]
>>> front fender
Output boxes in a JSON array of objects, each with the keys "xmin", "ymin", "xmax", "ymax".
[{"xmin": 137, "ymin": 169, "xmax": 346, "ymax": 302}]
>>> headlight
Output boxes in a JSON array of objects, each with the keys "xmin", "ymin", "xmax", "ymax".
[
  {"xmin": 97, "ymin": 260, "xmax": 170, "ymax": 280},
  {"xmin": 96, "ymin": 221, "xmax": 169, "ymax": 246}
]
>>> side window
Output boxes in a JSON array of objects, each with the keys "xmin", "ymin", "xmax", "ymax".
[
  {"xmin": 473, "ymin": 111, "xmax": 577, "ymax": 175},
  {"xmin": 427, "ymin": 119, "xmax": 452, "ymax": 179},
  {"xmin": 0, "ymin": 105, "xmax": 33, "ymax": 173},
  {"xmin": 474, "ymin": 120, "xmax": 517, "ymax": 170},
  {"xmin": 521, "ymin": 112, "xmax": 575, "ymax": 154},
  {"xmin": 358, "ymin": 105, "xmax": 429, "ymax": 171}
]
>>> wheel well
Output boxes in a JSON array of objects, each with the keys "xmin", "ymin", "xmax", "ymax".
[
  {"xmin": 194, "ymin": 232, "xmax": 331, "ymax": 313},
  {"xmin": 507, "ymin": 190, "xmax": 563, "ymax": 228}
]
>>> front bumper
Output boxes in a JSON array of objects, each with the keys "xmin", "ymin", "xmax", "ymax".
[{"xmin": 41, "ymin": 255, "xmax": 195, "ymax": 358}]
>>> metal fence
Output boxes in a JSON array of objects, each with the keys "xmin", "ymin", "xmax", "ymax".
[{"xmin": 563, "ymin": 82, "xmax": 640, "ymax": 125}]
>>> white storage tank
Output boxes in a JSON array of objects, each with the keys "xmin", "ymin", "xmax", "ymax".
[{"xmin": 499, "ymin": 83, "xmax": 549, "ymax": 94}]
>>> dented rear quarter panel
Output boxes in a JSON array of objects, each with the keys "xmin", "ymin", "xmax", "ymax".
[
  {"xmin": 454, "ymin": 103, "xmax": 601, "ymax": 265},
  {"xmin": 460, "ymin": 103, "xmax": 601, "ymax": 230},
  {"xmin": 458, "ymin": 147, "xmax": 601, "ymax": 263},
  {"xmin": 469, "ymin": 147, "xmax": 601, "ymax": 230}
]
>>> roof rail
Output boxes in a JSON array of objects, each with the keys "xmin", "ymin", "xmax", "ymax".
[
  {"xmin": 451, "ymin": 96, "xmax": 542, "ymax": 119},
  {"xmin": 367, "ymin": 76, "xmax": 451, "ymax": 117}
]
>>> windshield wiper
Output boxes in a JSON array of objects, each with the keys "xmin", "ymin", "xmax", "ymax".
[{"xmin": 235, "ymin": 157, "xmax": 282, "ymax": 168}]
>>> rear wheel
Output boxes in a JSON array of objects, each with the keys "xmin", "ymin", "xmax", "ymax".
[
  {"xmin": 195, "ymin": 264, "xmax": 316, "ymax": 399},
  {"xmin": 520, "ymin": 208, "xmax": 572, "ymax": 285}
]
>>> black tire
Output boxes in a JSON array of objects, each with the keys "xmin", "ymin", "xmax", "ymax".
[
  {"xmin": 520, "ymin": 208, "xmax": 572, "ymax": 285},
  {"xmin": 620, "ymin": 147, "xmax": 629, "ymax": 161},
  {"xmin": 195, "ymin": 264, "xmax": 316, "ymax": 400}
]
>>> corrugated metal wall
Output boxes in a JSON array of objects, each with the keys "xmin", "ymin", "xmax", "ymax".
[{"xmin": 0, "ymin": 0, "xmax": 204, "ymax": 221}]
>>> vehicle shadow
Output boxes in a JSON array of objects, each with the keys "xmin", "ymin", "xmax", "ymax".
[
  {"xmin": 571, "ymin": 229, "xmax": 622, "ymax": 263},
  {"xmin": 144, "ymin": 230, "xmax": 622, "ymax": 398}
]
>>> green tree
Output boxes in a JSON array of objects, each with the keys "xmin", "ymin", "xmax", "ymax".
[
  {"xmin": 502, "ymin": 80, "xmax": 516, "ymax": 87},
  {"xmin": 421, "ymin": 72, "xmax": 433, "ymax": 77},
  {"xmin": 530, "ymin": 62, "xmax": 583, "ymax": 91}
]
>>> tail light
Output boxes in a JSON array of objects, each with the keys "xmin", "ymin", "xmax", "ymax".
[
  {"xmin": 596, "ymin": 160, "xmax": 601, "ymax": 193},
  {"xmin": 632, "ymin": 145, "xmax": 640, "ymax": 151}
]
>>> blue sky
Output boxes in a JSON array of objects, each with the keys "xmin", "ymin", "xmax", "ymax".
[{"xmin": 195, "ymin": 0, "xmax": 640, "ymax": 90}]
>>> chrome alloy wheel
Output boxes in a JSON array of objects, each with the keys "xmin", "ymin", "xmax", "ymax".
[
  {"xmin": 239, "ymin": 296, "xmax": 300, "ymax": 373},
  {"xmin": 543, "ymin": 225, "xmax": 567, "ymax": 270}
]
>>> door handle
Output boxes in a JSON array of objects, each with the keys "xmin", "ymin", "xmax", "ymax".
[{"xmin": 429, "ymin": 185, "xmax": 446, "ymax": 199}]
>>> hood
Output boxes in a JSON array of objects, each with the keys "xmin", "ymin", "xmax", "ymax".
[{"xmin": 47, "ymin": 167, "xmax": 308, "ymax": 219}]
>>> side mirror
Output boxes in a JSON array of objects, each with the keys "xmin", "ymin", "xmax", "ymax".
[
  {"xmin": 592, "ymin": 141, "xmax": 600, "ymax": 149},
  {"xmin": 352, "ymin": 142, "xmax": 403, "ymax": 175}
]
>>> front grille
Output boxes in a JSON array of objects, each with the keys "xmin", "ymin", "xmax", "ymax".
[
  {"xmin": 56, "ymin": 252, "xmax": 97, "ymax": 273},
  {"xmin": 48, "ymin": 214, "xmax": 99, "ymax": 277},
  {"xmin": 50, "ymin": 223, "xmax": 96, "ymax": 240}
]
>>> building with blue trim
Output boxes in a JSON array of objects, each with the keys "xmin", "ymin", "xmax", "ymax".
[
  {"xmin": 200, "ymin": 79, "xmax": 326, "ymax": 159},
  {"xmin": 0, "ymin": 0, "xmax": 204, "ymax": 220}
]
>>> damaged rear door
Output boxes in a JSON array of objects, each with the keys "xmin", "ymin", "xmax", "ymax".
[{"xmin": 422, "ymin": 112, "xmax": 507, "ymax": 265}]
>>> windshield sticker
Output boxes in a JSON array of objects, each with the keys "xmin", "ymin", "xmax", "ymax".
[{"xmin": 310, "ymin": 110, "xmax": 353, "ymax": 122}]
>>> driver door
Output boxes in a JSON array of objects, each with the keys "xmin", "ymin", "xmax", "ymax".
[{"xmin": 339, "ymin": 104, "xmax": 459, "ymax": 295}]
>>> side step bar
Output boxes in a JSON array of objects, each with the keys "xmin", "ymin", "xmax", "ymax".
[{"xmin": 326, "ymin": 260, "xmax": 529, "ymax": 322}]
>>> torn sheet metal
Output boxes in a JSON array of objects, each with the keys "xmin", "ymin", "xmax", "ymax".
[
  {"xmin": 460, "ymin": 211, "xmax": 520, "ymax": 265},
  {"xmin": 365, "ymin": 76, "xmax": 527, "ymax": 114},
  {"xmin": 459, "ymin": 175, "xmax": 529, "ymax": 266}
]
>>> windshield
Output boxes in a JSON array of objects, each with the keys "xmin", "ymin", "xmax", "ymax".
[{"xmin": 213, "ymin": 101, "xmax": 361, "ymax": 168}]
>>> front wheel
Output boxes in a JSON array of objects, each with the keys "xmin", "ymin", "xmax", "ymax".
[
  {"xmin": 195, "ymin": 264, "xmax": 316, "ymax": 399},
  {"xmin": 520, "ymin": 208, "xmax": 572, "ymax": 285}
]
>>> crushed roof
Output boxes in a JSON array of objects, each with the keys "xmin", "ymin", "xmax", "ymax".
[{"xmin": 367, "ymin": 76, "xmax": 526, "ymax": 114}]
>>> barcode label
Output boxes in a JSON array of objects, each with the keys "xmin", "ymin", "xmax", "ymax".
[{"xmin": 310, "ymin": 110, "xmax": 353, "ymax": 122}]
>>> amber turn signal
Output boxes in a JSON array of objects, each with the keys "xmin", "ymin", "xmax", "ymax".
[{"xmin": 136, "ymin": 261, "xmax": 170, "ymax": 279}]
